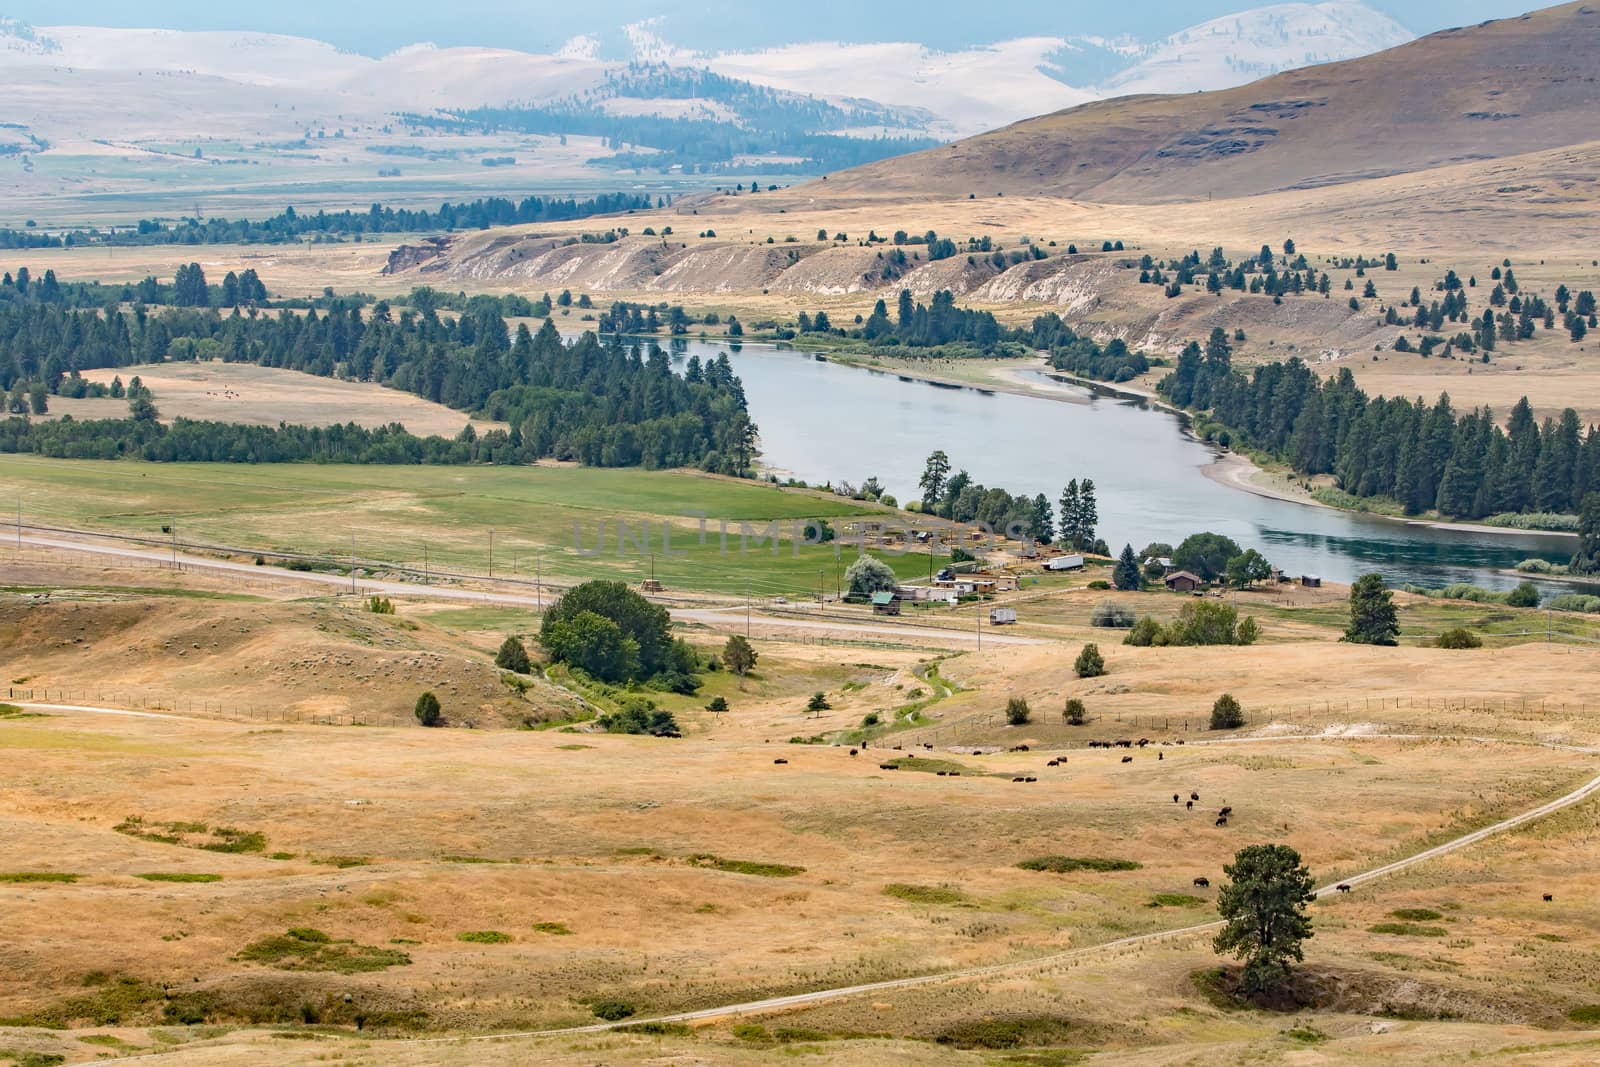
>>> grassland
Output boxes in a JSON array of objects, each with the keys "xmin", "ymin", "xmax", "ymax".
[
  {"xmin": 0, "ymin": 454, "xmax": 937, "ymax": 597},
  {"xmin": 44, "ymin": 363, "xmax": 504, "ymax": 438}
]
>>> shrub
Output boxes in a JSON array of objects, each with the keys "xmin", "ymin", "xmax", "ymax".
[
  {"xmin": 1074, "ymin": 643, "xmax": 1105, "ymax": 678},
  {"xmin": 861, "ymin": 711, "xmax": 880, "ymax": 726},
  {"xmin": 1549, "ymin": 594, "xmax": 1600, "ymax": 613},
  {"xmin": 1506, "ymin": 580, "xmax": 1541, "ymax": 608},
  {"xmin": 1210, "ymin": 693, "xmax": 1245, "ymax": 730},
  {"xmin": 1390, "ymin": 908, "xmax": 1443, "ymax": 921},
  {"xmin": 1367, "ymin": 922, "xmax": 1447, "ymax": 937},
  {"xmin": 598, "ymin": 699, "xmax": 679, "ymax": 737},
  {"xmin": 882, "ymin": 883, "xmax": 965, "ymax": 905},
  {"xmin": 1568, "ymin": 1005, "xmax": 1600, "ymax": 1024},
  {"xmin": 1124, "ymin": 615, "xmax": 1166, "ymax": 646},
  {"xmin": 1017, "ymin": 855, "xmax": 1141, "ymax": 873},
  {"xmin": 705, "ymin": 696, "xmax": 729, "ymax": 713},
  {"xmin": 494, "ymin": 636, "xmax": 531, "ymax": 672},
  {"xmin": 1063, "ymin": 698, "xmax": 1087, "ymax": 725},
  {"xmin": 1090, "ymin": 600, "xmax": 1135, "ymax": 628},
  {"xmin": 1087, "ymin": 579, "xmax": 1110, "ymax": 590},
  {"xmin": 1236, "ymin": 616, "xmax": 1261, "ymax": 645},
  {"xmin": 592, "ymin": 1000, "xmax": 636, "ymax": 1021},
  {"xmin": 413, "ymin": 691, "xmax": 441, "ymax": 727},
  {"xmin": 365, "ymin": 595, "xmax": 395, "ymax": 614},
  {"xmin": 806, "ymin": 691, "xmax": 831, "ymax": 712},
  {"xmin": 1005, "ymin": 696, "xmax": 1031, "ymax": 725},
  {"xmin": 457, "ymin": 930, "xmax": 512, "ymax": 944},
  {"xmin": 1434, "ymin": 628, "xmax": 1482, "ymax": 649}
]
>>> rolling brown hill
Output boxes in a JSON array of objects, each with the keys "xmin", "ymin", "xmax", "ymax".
[{"xmin": 825, "ymin": 1, "xmax": 1600, "ymax": 204}]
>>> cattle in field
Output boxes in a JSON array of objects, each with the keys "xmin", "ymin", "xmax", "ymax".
[
  {"xmin": 1337, "ymin": 884, "xmax": 1352, "ymax": 894},
  {"xmin": 1193, "ymin": 877, "xmax": 1210, "ymax": 888}
]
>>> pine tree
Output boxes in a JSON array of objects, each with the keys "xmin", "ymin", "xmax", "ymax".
[
  {"xmin": 1113, "ymin": 544, "xmax": 1141, "ymax": 590},
  {"xmin": 1058, "ymin": 480, "xmax": 1079, "ymax": 547}
]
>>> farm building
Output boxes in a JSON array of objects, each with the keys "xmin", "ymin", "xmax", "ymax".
[
  {"xmin": 1300, "ymin": 574, "xmax": 1323, "ymax": 588},
  {"xmin": 1164, "ymin": 570, "xmax": 1204, "ymax": 593},
  {"xmin": 870, "ymin": 591, "xmax": 901, "ymax": 615}
]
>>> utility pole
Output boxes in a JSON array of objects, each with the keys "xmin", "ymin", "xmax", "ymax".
[
  {"xmin": 170, "ymin": 518, "xmax": 177, "ymax": 571},
  {"xmin": 976, "ymin": 587, "xmax": 982, "ymax": 651},
  {"xmin": 536, "ymin": 557, "xmax": 542, "ymax": 612},
  {"xmin": 488, "ymin": 528, "xmax": 494, "ymax": 579},
  {"xmin": 423, "ymin": 543, "xmax": 428, "ymax": 581},
  {"xmin": 15, "ymin": 497, "xmax": 20, "ymax": 552},
  {"xmin": 350, "ymin": 533, "xmax": 356, "ymax": 594},
  {"xmin": 818, "ymin": 569, "xmax": 824, "ymax": 611},
  {"xmin": 745, "ymin": 579, "xmax": 751, "ymax": 639}
]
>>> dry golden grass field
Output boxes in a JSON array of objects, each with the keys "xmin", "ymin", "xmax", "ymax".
[
  {"xmin": 42, "ymin": 362, "xmax": 503, "ymax": 438},
  {"xmin": 4, "ymin": 541, "xmax": 1600, "ymax": 1064}
]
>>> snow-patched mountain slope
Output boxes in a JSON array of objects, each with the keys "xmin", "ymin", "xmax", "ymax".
[{"xmin": 1101, "ymin": 1, "xmax": 1415, "ymax": 96}]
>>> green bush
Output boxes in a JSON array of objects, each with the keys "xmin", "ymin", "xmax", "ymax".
[
  {"xmin": 457, "ymin": 930, "xmax": 512, "ymax": 944},
  {"xmin": 1005, "ymin": 696, "xmax": 1031, "ymax": 725},
  {"xmin": 1016, "ymin": 855, "xmax": 1140, "ymax": 873},
  {"xmin": 1124, "ymin": 615, "xmax": 1167, "ymax": 646},
  {"xmin": 1390, "ymin": 908, "xmax": 1443, "ymax": 921},
  {"xmin": 494, "ymin": 636, "xmax": 531, "ymax": 672},
  {"xmin": 1063, "ymin": 697, "xmax": 1087, "ymax": 725},
  {"xmin": 1568, "ymin": 1004, "xmax": 1600, "ymax": 1024},
  {"xmin": 806, "ymin": 691, "xmax": 831, "ymax": 712},
  {"xmin": 1434, "ymin": 628, "xmax": 1482, "ymax": 649},
  {"xmin": 1368, "ymin": 922, "xmax": 1447, "ymax": 937},
  {"xmin": 1549, "ymin": 594, "xmax": 1600, "ymax": 613},
  {"xmin": 705, "ymin": 696, "xmax": 729, "ymax": 713},
  {"xmin": 882, "ymin": 883, "xmax": 965, "ymax": 905},
  {"xmin": 1506, "ymin": 581, "xmax": 1541, "ymax": 608},
  {"xmin": 414, "ymin": 690, "xmax": 441, "ymax": 727},
  {"xmin": 1210, "ymin": 693, "xmax": 1245, "ymax": 730},
  {"xmin": 592, "ymin": 1000, "xmax": 636, "ymax": 1021},
  {"xmin": 1074, "ymin": 643, "xmax": 1105, "ymax": 678}
]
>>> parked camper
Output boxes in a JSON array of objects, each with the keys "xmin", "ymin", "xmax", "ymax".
[{"xmin": 1044, "ymin": 554, "xmax": 1084, "ymax": 572}]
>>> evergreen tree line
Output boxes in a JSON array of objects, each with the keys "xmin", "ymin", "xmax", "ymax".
[
  {"xmin": 1162, "ymin": 328, "xmax": 1600, "ymax": 519},
  {"xmin": 0, "ymin": 193, "xmax": 657, "ymax": 250},
  {"xmin": 0, "ymin": 301, "xmax": 755, "ymax": 474}
]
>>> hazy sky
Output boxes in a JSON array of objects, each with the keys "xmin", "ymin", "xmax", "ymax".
[{"xmin": 13, "ymin": 0, "xmax": 1546, "ymax": 54}]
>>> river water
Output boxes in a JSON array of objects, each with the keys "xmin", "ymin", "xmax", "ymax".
[{"xmin": 670, "ymin": 339, "xmax": 1580, "ymax": 592}]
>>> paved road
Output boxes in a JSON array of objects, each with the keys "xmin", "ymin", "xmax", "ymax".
[{"xmin": 15, "ymin": 531, "xmax": 1044, "ymax": 649}]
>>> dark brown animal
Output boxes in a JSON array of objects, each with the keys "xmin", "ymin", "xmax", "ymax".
[
  {"xmin": 879, "ymin": 763, "xmax": 898, "ymax": 770},
  {"xmin": 1137, "ymin": 738, "xmax": 1150, "ymax": 747},
  {"xmin": 1190, "ymin": 791, "xmax": 1200, "ymax": 801},
  {"xmin": 1173, "ymin": 794, "xmax": 1181, "ymax": 803},
  {"xmin": 1215, "ymin": 816, "xmax": 1228, "ymax": 827},
  {"xmin": 1543, "ymin": 893, "xmax": 1553, "ymax": 902},
  {"xmin": 1158, "ymin": 752, "xmax": 1164, "ymax": 760},
  {"xmin": 849, "ymin": 749, "xmax": 858, "ymax": 756},
  {"xmin": 773, "ymin": 758, "xmax": 788, "ymax": 765},
  {"xmin": 1219, "ymin": 806, "xmax": 1233, "ymax": 816},
  {"xmin": 1186, "ymin": 800, "xmax": 1193, "ymax": 810},
  {"xmin": 1336, "ymin": 884, "xmax": 1352, "ymax": 894},
  {"xmin": 1047, "ymin": 759, "xmax": 1060, "ymax": 767},
  {"xmin": 1012, "ymin": 776, "xmax": 1028, "ymax": 783},
  {"xmin": 1121, "ymin": 755, "xmax": 1134, "ymax": 764},
  {"xmin": 1193, "ymin": 877, "xmax": 1210, "ymax": 888},
  {"xmin": 949, "ymin": 771, "xmax": 961, "ymax": 777},
  {"xmin": 1025, "ymin": 776, "xmax": 1037, "ymax": 782}
]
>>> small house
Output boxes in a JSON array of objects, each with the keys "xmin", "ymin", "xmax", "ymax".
[
  {"xmin": 1164, "ymin": 570, "xmax": 1203, "ymax": 593},
  {"xmin": 1300, "ymin": 574, "xmax": 1323, "ymax": 588},
  {"xmin": 870, "ymin": 591, "xmax": 901, "ymax": 616}
]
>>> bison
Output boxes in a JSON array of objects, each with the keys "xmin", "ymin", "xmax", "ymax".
[
  {"xmin": 1193, "ymin": 877, "xmax": 1210, "ymax": 888},
  {"xmin": 848, "ymin": 749, "xmax": 859, "ymax": 756},
  {"xmin": 773, "ymin": 758, "xmax": 788, "ymax": 765},
  {"xmin": 1543, "ymin": 893, "xmax": 1554, "ymax": 902},
  {"xmin": 1215, "ymin": 816, "xmax": 1228, "ymax": 827},
  {"xmin": 1190, "ymin": 791, "xmax": 1200, "ymax": 801},
  {"xmin": 1186, "ymin": 800, "xmax": 1193, "ymax": 810},
  {"xmin": 1121, "ymin": 755, "xmax": 1134, "ymax": 764},
  {"xmin": 1219, "ymin": 806, "xmax": 1233, "ymax": 816},
  {"xmin": 1336, "ymin": 884, "xmax": 1352, "ymax": 894}
]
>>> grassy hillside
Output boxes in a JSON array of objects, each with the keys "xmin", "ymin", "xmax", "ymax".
[{"xmin": 824, "ymin": 2, "xmax": 1600, "ymax": 203}]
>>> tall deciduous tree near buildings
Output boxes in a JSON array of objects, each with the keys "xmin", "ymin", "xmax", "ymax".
[
  {"xmin": 1212, "ymin": 844, "xmax": 1317, "ymax": 996},
  {"xmin": 1344, "ymin": 573, "xmax": 1399, "ymax": 645},
  {"xmin": 845, "ymin": 555, "xmax": 898, "ymax": 600}
]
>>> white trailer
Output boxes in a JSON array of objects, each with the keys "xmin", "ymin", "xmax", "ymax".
[
  {"xmin": 1044, "ymin": 554, "xmax": 1084, "ymax": 572},
  {"xmin": 989, "ymin": 607, "xmax": 1017, "ymax": 625}
]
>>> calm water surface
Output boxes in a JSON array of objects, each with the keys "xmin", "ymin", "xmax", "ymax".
[{"xmin": 669, "ymin": 340, "xmax": 1579, "ymax": 592}]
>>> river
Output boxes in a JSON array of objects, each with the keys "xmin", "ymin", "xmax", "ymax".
[{"xmin": 671, "ymin": 339, "xmax": 1580, "ymax": 592}]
